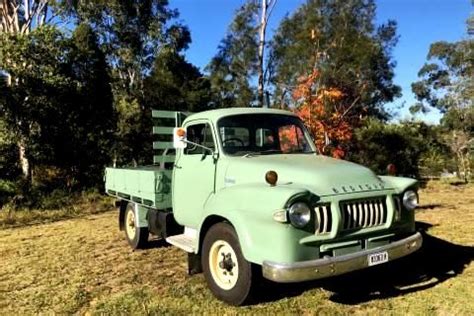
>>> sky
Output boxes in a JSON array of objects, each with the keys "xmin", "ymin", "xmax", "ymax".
[{"xmin": 172, "ymin": 0, "xmax": 472, "ymax": 124}]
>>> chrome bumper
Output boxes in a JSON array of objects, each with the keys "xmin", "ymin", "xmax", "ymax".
[{"xmin": 262, "ymin": 232, "xmax": 422, "ymax": 283}]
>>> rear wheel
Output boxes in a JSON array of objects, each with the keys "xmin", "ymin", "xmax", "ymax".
[
  {"xmin": 202, "ymin": 222, "xmax": 255, "ymax": 305},
  {"xmin": 124, "ymin": 203, "xmax": 148, "ymax": 249}
]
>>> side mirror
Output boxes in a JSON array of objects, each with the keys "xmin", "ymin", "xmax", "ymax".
[{"xmin": 173, "ymin": 127, "xmax": 187, "ymax": 149}]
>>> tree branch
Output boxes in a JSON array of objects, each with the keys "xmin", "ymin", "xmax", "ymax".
[{"xmin": 341, "ymin": 95, "xmax": 361, "ymax": 118}]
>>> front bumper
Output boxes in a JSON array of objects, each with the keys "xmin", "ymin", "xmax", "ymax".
[{"xmin": 262, "ymin": 232, "xmax": 422, "ymax": 283}]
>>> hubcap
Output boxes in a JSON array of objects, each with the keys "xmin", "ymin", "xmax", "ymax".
[
  {"xmin": 209, "ymin": 240, "xmax": 239, "ymax": 290},
  {"xmin": 125, "ymin": 210, "xmax": 136, "ymax": 240}
]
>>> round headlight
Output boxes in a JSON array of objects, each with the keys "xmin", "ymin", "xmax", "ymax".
[
  {"xmin": 288, "ymin": 202, "xmax": 311, "ymax": 228},
  {"xmin": 403, "ymin": 190, "xmax": 418, "ymax": 210}
]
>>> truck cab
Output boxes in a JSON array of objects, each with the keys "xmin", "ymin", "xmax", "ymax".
[{"xmin": 105, "ymin": 108, "xmax": 422, "ymax": 305}]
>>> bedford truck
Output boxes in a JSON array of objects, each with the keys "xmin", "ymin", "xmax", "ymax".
[{"xmin": 104, "ymin": 108, "xmax": 422, "ymax": 305}]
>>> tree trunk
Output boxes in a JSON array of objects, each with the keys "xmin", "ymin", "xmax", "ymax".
[
  {"xmin": 257, "ymin": 0, "xmax": 268, "ymax": 107},
  {"xmin": 18, "ymin": 138, "xmax": 30, "ymax": 180}
]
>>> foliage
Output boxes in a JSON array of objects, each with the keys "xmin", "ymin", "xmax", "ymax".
[
  {"xmin": 144, "ymin": 49, "xmax": 212, "ymax": 113},
  {"xmin": 349, "ymin": 119, "xmax": 449, "ymax": 177},
  {"xmin": 0, "ymin": 189, "xmax": 113, "ymax": 228},
  {"xmin": 205, "ymin": 1, "xmax": 260, "ymax": 108},
  {"xmin": 62, "ymin": 0, "xmax": 208, "ymax": 165},
  {"xmin": 292, "ymin": 69, "xmax": 353, "ymax": 158},
  {"xmin": 270, "ymin": 0, "xmax": 400, "ymax": 118},
  {"xmin": 65, "ymin": 0, "xmax": 191, "ymax": 98},
  {"xmin": 0, "ymin": 25, "xmax": 115, "ymax": 188},
  {"xmin": 411, "ymin": 14, "xmax": 473, "ymax": 181},
  {"xmin": 0, "ymin": 118, "xmax": 19, "ymax": 179}
]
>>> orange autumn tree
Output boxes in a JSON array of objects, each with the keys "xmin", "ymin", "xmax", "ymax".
[{"xmin": 292, "ymin": 69, "xmax": 357, "ymax": 159}]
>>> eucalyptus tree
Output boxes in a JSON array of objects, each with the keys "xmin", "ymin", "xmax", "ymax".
[
  {"xmin": 0, "ymin": 0, "xmax": 53, "ymax": 180},
  {"xmin": 206, "ymin": 0, "xmax": 276, "ymax": 108},
  {"xmin": 0, "ymin": 24, "xmax": 115, "ymax": 187},
  {"xmin": 411, "ymin": 14, "xmax": 473, "ymax": 181},
  {"xmin": 0, "ymin": 0, "xmax": 50, "ymax": 35},
  {"xmin": 65, "ymin": 0, "xmax": 203, "ymax": 165}
]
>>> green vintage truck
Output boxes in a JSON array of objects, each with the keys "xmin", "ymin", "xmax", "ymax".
[{"xmin": 105, "ymin": 108, "xmax": 422, "ymax": 305}]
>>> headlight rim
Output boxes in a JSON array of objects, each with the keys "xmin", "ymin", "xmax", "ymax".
[
  {"xmin": 288, "ymin": 202, "xmax": 312, "ymax": 228},
  {"xmin": 402, "ymin": 190, "xmax": 418, "ymax": 211}
]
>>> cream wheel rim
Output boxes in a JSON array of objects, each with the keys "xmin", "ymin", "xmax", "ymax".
[
  {"xmin": 209, "ymin": 240, "xmax": 239, "ymax": 290},
  {"xmin": 126, "ymin": 210, "xmax": 136, "ymax": 240}
]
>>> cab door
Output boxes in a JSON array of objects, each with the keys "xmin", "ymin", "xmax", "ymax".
[{"xmin": 172, "ymin": 121, "xmax": 217, "ymax": 228}]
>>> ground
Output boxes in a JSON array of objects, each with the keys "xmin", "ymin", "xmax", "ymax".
[{"xmin": 0, "ymin": 182, "xmax": 473, "ymax": 315}]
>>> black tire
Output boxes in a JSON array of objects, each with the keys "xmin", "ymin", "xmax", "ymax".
[
  {"xmin": 202, "ymin": 222, "xmax": 255, "ymax": 305},
  {"xmin": 124, "ymin": 203, "xmax": 149, "ymax": 249}
]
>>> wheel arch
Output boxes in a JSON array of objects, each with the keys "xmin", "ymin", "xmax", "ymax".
[
  {"xmin": 199, "ymin": 184, "xmax": 315, "ymax": 264},
  {"xmin": 198, "ymin": 215, "xmax": 233, "ymax": 254}
]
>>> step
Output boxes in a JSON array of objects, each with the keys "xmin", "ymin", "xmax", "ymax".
[{"xmin": 166, "ymin": 228, "xmax": 197, "ymax": 252}]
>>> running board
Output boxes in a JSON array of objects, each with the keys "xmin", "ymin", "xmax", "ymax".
[{"xmin": 166, "ymin": 227, "xmax": 197, "ymax": 252}]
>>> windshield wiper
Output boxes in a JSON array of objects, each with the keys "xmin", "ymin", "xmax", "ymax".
[
  {"xmin": 241, "ymin": 149, "xmax": 282, "ymax": 157},
  {"xmin": 241, "ymin": 151, "xmax": 261, "ymax": 158},
  {"xmin": 285, "ymin": 150, "xmax": 317, "ymax": 154},
  {"xmin": 259, "ymin": 149, "xmax": 283, "ymax": 155}
]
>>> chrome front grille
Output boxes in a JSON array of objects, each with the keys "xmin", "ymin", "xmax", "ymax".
[
  {"xmin": 340, "ymin": 197, "xmax": 387, "ymax": 230},
  {"xmin": 315, "ymin": 204, "xmax": 332, "ymax": 234}
]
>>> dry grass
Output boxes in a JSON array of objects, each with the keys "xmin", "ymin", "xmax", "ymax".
[
  {"xmin": 0, "ymin": 181, "xmax": 472, "ymax": 314},
  {"xmin": 0, "ymin": 192, "xmax": 113, "ymax": 229}
]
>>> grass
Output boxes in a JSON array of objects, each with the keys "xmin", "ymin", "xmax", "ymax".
[
  {"xmin": 0, "ymin": 191, "xmax": 113, "ymax": 228},
  {"xmin": 0, "ymin": 181, "xmax": 472, "ymax": 314}
]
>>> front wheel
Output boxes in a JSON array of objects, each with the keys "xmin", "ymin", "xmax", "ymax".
[
  {"xmin": 124, "ymin": 203, "xmax": 148, "ymax": 249},
  {"xmin": 202, "ymin": 222, "xmax": 256, "ymax": 305}
]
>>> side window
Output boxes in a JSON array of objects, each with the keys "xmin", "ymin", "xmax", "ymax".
[{"xmin": 184, "ymin": 123, "xmax": 215, "ymax": 155}]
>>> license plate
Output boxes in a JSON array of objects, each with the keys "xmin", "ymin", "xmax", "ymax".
[{"xmin": 368, "ymin": 251, "xmax": 388, "ymax": 266}]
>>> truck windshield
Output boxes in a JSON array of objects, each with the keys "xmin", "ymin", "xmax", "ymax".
[{"xmin": 217, "ymin": 114, "xmax": 315, "ymax": 156}]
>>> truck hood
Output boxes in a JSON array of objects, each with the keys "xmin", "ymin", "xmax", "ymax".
[{"xmin": 224, "ymin": 154, "xmax": 390, "ymax": 196}]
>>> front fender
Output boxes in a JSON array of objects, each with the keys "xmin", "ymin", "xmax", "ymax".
[
  {"xmin": 200, "ymin": 183, "xmax": 320, "ymax": 265},
  {"xmin": 379, "ymin": 176, "xmax": 418, "ymax": 193}
]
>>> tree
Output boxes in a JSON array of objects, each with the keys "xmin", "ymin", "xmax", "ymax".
[
  {"xmin": 66, "ymin": 0, "xmax": 191, "ymax": 99},
  {"xmin": 0, "ymin": 26, "xmax": 70, "ymax": 182},
  {"xmin": 0, "ymin": 0, "xmax": 54, "ymax": 179},
  {"xmin": 0, "ymin": 25, "xmax": 115, "ymax": 188},
  {"xmin": 270, "ymin": 0, "xmax": 400, "ymax": 118},
  {"xmin": 257, "ymin": 0, "xmax": 276, "ymax": 107},
  {"xmin": 349, "ymin": 119, "xmax": 447, "ymax": 178},
  {"xmin": 144, "ymin": 49, "xmax": 211, "ymax": 113},
  {"xmin": 411, "ymin": 13, "xmax": 473, "ymax": 181},
  {"xmin": 292, "ymin": 69, "xmax": 352, "ymax": 158},
  {"xmin": 206, "ymin": 1, "xmax": 259, "ymax": 108},
  {"xmin": 207, "ymin": 0, "xmax": 275, "ymax": 108},
  {"xmin": 116, "ymin": 48, "xmax": 212, "ymax": 166},
  {"xmin": 0, "ymin": 0, "xmax": 50, "ymax": 35},
  {"xmin": 63, "ymin": 23, "xmax": 116, "ymax": 186},
  {"xmin": 64, "ymin": 1, "xmax": 200, "ymax": 165}
]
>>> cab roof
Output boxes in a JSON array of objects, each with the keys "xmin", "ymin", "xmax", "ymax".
[{"xmin": 184, "ymin": 107, "xmax": 297, "ymax": 124}]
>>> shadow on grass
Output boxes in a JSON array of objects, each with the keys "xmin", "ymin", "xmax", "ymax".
[
  {"xmin": 416, "ymin": 204, "xmax": 444, "ymax": 210},
  {"xmin": 144, "ymin": 237, "xmax": 170, "ymax": 249},
  {"xmin": 255, "ymin": 221, "xmax": 474, "ymax": 305},
  {"xmin": 449, "ymin": 181, "xmax": 469, "ymax": 187}
]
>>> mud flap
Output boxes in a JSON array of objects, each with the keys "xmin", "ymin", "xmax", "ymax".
[{"xmin": 188, "ymin": 253, "xmax": 202, "ymax": 275}]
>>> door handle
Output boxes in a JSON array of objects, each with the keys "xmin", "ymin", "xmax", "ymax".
[{"xmin": 174, "ymin": 164, "xmax": 182, "ymax": 169}]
